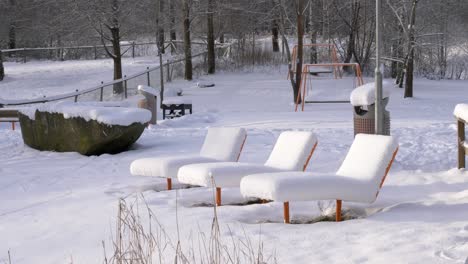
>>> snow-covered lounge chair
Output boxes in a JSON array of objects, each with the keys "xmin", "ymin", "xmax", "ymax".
[
  {"xmin": 240, "ymin": 134, "xmax": 398, "ymax": 223},
  {"xmin": 130, "ymin": 127, "xmax": 247, "ymax": 190},
  {"xmin": 177, "ymin": 131, "xmax": 318, "ymax": 206}
]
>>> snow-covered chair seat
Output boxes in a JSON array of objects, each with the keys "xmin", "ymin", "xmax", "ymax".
[
  {"xmin": 240, "ymin": 134, "xmax": 398, "ymax": 223},
  {"xmin": 130, "ymin": 127, "xmax": 247, "ymax": 190},
  {"xmin": 177, "ymin": 131, "xmax": 318, "ymax": 205}
]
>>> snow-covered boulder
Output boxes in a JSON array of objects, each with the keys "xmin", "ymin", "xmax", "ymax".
[
  {"xmin": 350, "ymin": 82, "xmax": 391, "ymax": 106},
  {"xmin": 18, "ymin": 102, "xmax": 151, "ymax": 156}
]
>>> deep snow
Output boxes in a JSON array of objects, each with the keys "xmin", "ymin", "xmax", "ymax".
[{"xmin": 0, "ymin": 59, "xmax": 468, "ymax": 263}]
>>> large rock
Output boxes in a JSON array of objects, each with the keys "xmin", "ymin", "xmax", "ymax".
[{"xmin": 19, "ymin": 110, "xmax": 147, "ymax": 156}]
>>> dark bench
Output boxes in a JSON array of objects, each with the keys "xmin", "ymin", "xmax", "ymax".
[{"xmin": 162, "ymin": 98, "xmax": 193, "ymax": 119}]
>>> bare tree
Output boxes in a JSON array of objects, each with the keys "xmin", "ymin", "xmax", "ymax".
[
  {"xmin": 183, "ymin": 0, "xmax": 193, "ymax": 80},
  {"xmin": 207, "ymin": 0, "xmax": 215, "ymax": 73}
]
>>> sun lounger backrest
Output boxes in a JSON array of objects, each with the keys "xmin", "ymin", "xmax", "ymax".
[
  {"xmin": 264, "ymin": 131, "xmax": 318, "ymax": 171},
  {"xmin": 199, "ymin": 127, "xmax": 247, "ymax": 161},
  {"xmin": 336, "ymin": 134, "xmax": 398, "ymax": 191}
]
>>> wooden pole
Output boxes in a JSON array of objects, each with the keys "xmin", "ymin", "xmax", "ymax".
[
  {"xmin": 336, "ymin": 200, "xmax": 342, "ymax": 222},
  {"xmin": 283, "ymin": 202, "xmax": 290, "ymax": 224},
  {"xmin": 216, "ymin": 187, "xmax": 221, "ymax": 206},
  {"xmin": 458, "ymin": 120, "xmax": 465, "ymax": 169}
]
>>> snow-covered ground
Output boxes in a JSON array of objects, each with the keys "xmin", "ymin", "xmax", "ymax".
[{"xmin": 1, "ymin": 60, "xmax": 468, "ymax": 263}]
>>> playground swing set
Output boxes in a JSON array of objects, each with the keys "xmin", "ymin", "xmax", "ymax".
[
  {"xmin": 294, "ymin": 62, "xmax": 364, "ymax": 112},
  {"xmin": 287, "ymin": 43, "xmax": 365, "ymax": 111}
]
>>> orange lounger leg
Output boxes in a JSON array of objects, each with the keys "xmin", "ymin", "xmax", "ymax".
[
  {"xmin": 216, "ymin": 187, "xmax": 222, "ymax": 206},
  {"xmin": 336, "ymin": 200, "xmax": 342, "ymax": 222},
  {"xmin": 283, "ymin": 202, "xmax": 290, "ymax": 224},
  {"xmin": 167, "ymin": 178, "xmax": 172, "ymax": 190}
]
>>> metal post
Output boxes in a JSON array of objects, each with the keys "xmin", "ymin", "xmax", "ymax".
[
  {"xmin": 74, "ymin": 89, "xmax": 79, "ymax": 102},
  {"xmin": 147, "ymin": 67, "xmax": 150, "ymax": 86},
  {"xmin": 375, "ymin": 0, "xmax": 384, "ymax": 135},
  {"xmin": 166, "ymin": 60, "xmax": 170, "ymax": 82},
  {"xmin": 159, "ymin": 52, "xmax": 164, "ymax": 96},
  {"xmin": 124, "ymin": 76, "xmax": 128, "ymax": 99},
  {"xmin": 132, "ymin": 42, "xmax": 135, "ymax": 58},
  {"xmin": 458, "ymin": 120, "xmax": 466, "ymax": 169},
  {"xmin": 94, "ymin": 46, "xmax": 97, "ymax": 60}
]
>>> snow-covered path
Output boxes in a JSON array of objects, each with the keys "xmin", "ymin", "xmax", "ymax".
[{"xmin": 1, "ymin": 64, "xmax": 468, "ymax": 263}]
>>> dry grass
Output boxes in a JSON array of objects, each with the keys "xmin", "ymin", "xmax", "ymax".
[{"xmin": 103, "ymin": 189, "xmax": 276, "ymax": 264}]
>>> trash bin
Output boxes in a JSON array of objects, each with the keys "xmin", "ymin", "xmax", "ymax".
[{"xmin": 353, "ymin": 97, "xmax": 390, "ymax": 136}]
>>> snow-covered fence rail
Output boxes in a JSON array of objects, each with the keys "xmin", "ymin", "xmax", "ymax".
[
  {"xmin": 0, "ymin": 41, "xmax": 210, "ymax": 63},
  {"xmin": 0, "ymin": 45, "xmax": 232, "ymax": 108}
]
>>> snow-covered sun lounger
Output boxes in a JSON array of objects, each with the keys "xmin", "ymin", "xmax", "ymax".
[
  {"xmin": 130, "ymin": 127, "xmax": 247, "ymax": 190},
  {"xmin": 240, "ymin": 134, "xmax": 398, "ymax": 223},
  {"xmin": 177, "ymin": 131, "xmax": 318, "ymax": 205}
]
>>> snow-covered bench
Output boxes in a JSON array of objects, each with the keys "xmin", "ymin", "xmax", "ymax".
[
  {"xmin": 454, "ymin": 104, "xmax": 468, "ymax": 168},
  {"xmin": 177, "ymin": 131, "xmax": 318, "ymax": 206},
  {"xmin": 240, "ymin": 134, "xmax": 398, "ymax": 223},
  {"xmin": 130, "ymin": 127, "xmax": 247, "ymax": 190}
]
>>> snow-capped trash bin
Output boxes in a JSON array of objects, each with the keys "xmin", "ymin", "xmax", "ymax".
[
  {"xmin": 138, "ymin": 85, "xmax": 160, "ymax": 124},
  {"xmin": 350, "ymin": 82, "xmax": 390, "ymax": 136}
]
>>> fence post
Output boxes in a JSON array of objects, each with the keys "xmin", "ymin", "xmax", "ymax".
[
  {"xmin": 74, "ymin": 89, "xmax": 79, "ymax": 102},
  {"xmin": 94, "ymin": 46, "xmax": 97, "ymax": 60},
  {"xmin": 132, "ymin": 42, "xmax": 135, "ymax": 58},
  {"xmin": 458, "ymin": 119, "xmax": 466, "ymax": 169},
  {"xmin": 166, "ymin": 60, "xmax": 171, "ymax": 82},
  {"xmin": 100, "ymin": 82, "xmax": 104, "ymax": 101},
  {"xmin": 147, "ymin": 67, "xmax": 151, "ymax": 86},
  {"xmin": 23, "ymin": 48, "xmax": 27, "ymax": 63},
  {"xmin": 124, "ymin": 76, "xmax": 128, "ymax": 99}
]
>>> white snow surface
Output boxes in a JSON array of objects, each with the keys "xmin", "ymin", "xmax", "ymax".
[
  {"xmin": 18, "ymin": 101, "xmax": 151, "ymax": 126},
  {"xmin": 241, "ymin": 134, "xmax": 399, "ymax": 203},
  {"xmin": 1, "ymin": 61, "xmax": 468, "ymax": 264},
  {"xmin": 350, "ymin": 81, "xmax": 391, "ymax": 106},
  {"xmin": 454, "ymin": 103, "xmax": 468, "ymax": 122}
]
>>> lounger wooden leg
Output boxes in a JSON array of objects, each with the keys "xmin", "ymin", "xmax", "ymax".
[
  {"xmin": 283, "ymin": 202, "xmax": 290, "ymax": 224},
  {"xmin": 167, "ymin": 178, "xmax": 172, "ymax": 190},
  {"xmin": 216, "ymin": 187, "xmax": 221, "ymax": 206},
  {"xmin": 336, "ymin": 200, "xmax": 342, "ymax": 222}
]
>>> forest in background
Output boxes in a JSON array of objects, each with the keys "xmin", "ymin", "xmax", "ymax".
[{"xmin": 1, "ymin": 0, "xmax": 468, "ymax": 84}]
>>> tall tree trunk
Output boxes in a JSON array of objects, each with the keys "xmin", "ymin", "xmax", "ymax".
[
  {"xmin": 294, "ymin": 0, "xmax": 305, "ymax": 104},
  {"xmin": 157, "ymin": 0, "xmax": 165, "ymax": 54},
  {"xmin": 183, "ymin": 0, "xmax": 193, "ymax": 80},
  {"xmin": 207, "ymin": 0, "xmax": 215, "ymax": 74},
  {"xmin": 272, "ymin": 19, "xmax": 279, "ymax": 52},
  {"xmin": 404, "ymin": 0, "xmax": 418, "ymax": 98},
  {"xmin": 0, "ymin": 51, "xmax": 5, "ymax": 81},
  {"xmin": 111, "ymin": 0, "xmax": 123, "ymax": 94},
  {"xmin": 111, "ymin": 27, "xmax": 123, "ymax": 94},
  {"xmin": 343, "ymin": 0, "xmax": 359, "ymax": 72},
  {"xmin": 8, "ymin": 0, "xmax": 17, "ymax": 50},
  {"xmin": 169, "ymin": 0, "xmax": 176, "ymax": 54}
]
